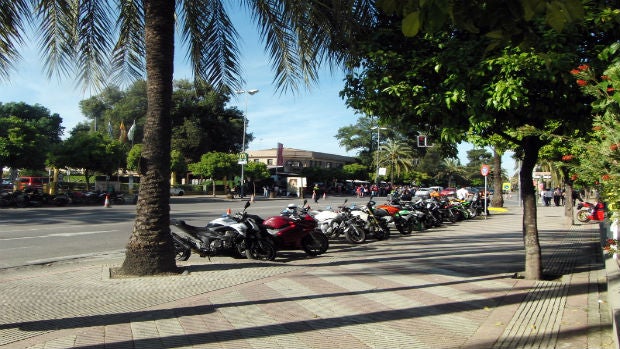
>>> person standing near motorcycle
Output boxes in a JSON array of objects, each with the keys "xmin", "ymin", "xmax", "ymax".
[
  {"xmin": 313, "ymin": 184, "xmax": 320, "ymax": 203},
  {"xmin": 456, "ymin": 186, "xmax": 469, "ymax": 200}
]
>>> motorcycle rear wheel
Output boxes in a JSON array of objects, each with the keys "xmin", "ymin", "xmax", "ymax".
[
  {"xmin": 576, "ymin": 209, "xmax": 591, "ymax": 223},
  {"xmin": 302, "ymin": 231, "xmax": 329, "ymax": 256},
  {"xmin": 344, "ymin": 223, "xmax": 366, "ymax": 243},
  {"xmin": 245, "ymin": 240, "xmax": 277, "ymax": 261}
]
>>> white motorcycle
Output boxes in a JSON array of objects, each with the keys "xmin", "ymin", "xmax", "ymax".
[{"xmin": 310, "ymin": 199, "xmax": 367, "ymax": 244}]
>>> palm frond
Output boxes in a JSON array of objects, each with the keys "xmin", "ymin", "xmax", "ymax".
[
  {"xmin": 0, "ymin": 0, "xmax": 30, "ymax": 80},
  {"xmin": 248, "ymin": 0, "xmax": 301, "ymax": 93},
  {"xmin": 180, "ymin": 0, "xmax": 243, "ymax": 91},
  {"xmin": 33, "ymin": 0, "xmax": 76, "ymax": 80},
  {"xmin": 73, "ymin": 0, "xmax": 115, "ymax": 90},
  {"xmin": 245, "ymin": 0, "xmax": 376, "ymax": 93},
  {"xmin": 111, "ymin": 0, "xmax": 145, "ymax": 85}
]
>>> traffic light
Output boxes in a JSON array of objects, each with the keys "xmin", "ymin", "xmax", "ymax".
[{"xmin": 417, "ymin": 135, "xmax": 427, "ymax": 147}]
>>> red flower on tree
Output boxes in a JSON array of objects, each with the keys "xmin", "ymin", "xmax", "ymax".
[
  {"xmin": 578, "ymin": 64, "xmax": 589, "ymax": 71},
  {"xmin": 576, "ymin": 79, "xmax": 588, "ymax": 86},
  {"xmin": 562, "ymin": 154, "xmax": 574, "ymax": 161},
  {"xmin": 611, "ymin": 143, "xmax": 618, "ymax": 151},
  {"xmin": 602, "ymin": 174, "xmax": 611, "ymax": 181},
  {"xmin": 570, "ymin": 69, "xmax": 580, "ymax": 75}
]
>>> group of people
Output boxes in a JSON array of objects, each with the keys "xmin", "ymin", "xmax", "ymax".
[
  {"xmin": 540, "ymin": 187, "xmax": 586, "ymax": 206},
  {"xmin": 539, "ymin": 187, "xmax": 568, "ymax": 206}
]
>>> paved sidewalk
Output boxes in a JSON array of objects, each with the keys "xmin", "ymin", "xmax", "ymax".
[{"xmin": 0, "ymin": 205, "xmax": 616, "ymax": 348}]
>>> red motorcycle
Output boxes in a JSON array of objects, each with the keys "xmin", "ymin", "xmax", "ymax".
[
  {"xmin": 261, "ymin": 200, "xmax": 329, "ymax": 256},
  {"xmin": 576, "ymin": 200, "xmax": 605, "ymax": 223}
]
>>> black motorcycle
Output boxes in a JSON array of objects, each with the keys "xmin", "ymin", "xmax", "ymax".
[{"xmin": 171, "ymin": 201, "xmax": 276, "ymax": 261}]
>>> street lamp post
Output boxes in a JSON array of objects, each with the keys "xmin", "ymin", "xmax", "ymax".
[
  {"xmin": 235, "ymin": 89, "xmax": 259, "ymax": 198},
  {"xmin": 372, "ymin": 126, "xmax": 387, "ymax": 186}
]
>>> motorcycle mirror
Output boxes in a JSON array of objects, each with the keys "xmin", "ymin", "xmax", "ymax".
[
  {"xmin": 303, "ymin": 199, "xmax": 308, "ymax": 206},
  {"xmin": 244, "ymin": 201, "xmax": 251, "ymax": 210}
]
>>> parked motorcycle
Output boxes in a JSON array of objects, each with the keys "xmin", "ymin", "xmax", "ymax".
[
  {"xmin": 576, "ymin": 201, "xmax": 605, "ymax": 223},
  {"xmin": 350, "ymin": 197, "xmax": 391, "ymax": 240},
  {"xmin": 262, "ymin": 200, "xmax": 329, "ymax": 256},
  {"xmin": 375, "ymin": 198, "xmax": 423, "ymax": 235},
  {"xmin": 171, "ymin": 201, "xmax": 276, "ymax": 261},
  {"xmin": 311, "ymin": 199, "xmax": 367, "ymax": 244}
]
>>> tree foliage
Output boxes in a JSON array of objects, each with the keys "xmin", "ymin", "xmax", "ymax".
[
  {"xmin": 48, "ymin": 130, "xmax": 126, "ymax": 189},
  {"xmin": 0, "ymin": 102, "xmax": 63, "ymax": 175},
  {"xmin": 341, "ymin": 3, "xmax": 618, "ymax": 280}
]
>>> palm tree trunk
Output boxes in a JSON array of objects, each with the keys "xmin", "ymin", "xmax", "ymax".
[
  {"xmin": 120, "ymin": 0, "xmax": 179, "ymax": 276},
  {"xmin": 520, "ymin": 136, "xmax": 543, "ymax": 280}
]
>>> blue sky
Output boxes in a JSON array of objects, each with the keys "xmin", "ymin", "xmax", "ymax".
[{"xmin": 0, "ymin": 5, "xmax": 516, "ymax": 175}]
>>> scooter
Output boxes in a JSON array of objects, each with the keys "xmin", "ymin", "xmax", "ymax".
[
  {"xmin": 171, "ymin": 201, "xmax": 276, "ymax": 261},
  {"xmin": 262, "ymin": 200, "xmax": 330, "ymax": 256}
]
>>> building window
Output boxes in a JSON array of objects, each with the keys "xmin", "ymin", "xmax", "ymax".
[
  {"xmin": 326, "ymin": 162, "xmax": 332, "ymax": 168},
  {"xmin": 267, "ymin": 159, "xmax": 273, "ymax": 165}
]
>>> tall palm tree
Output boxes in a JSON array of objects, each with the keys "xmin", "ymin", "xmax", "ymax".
[
  {"xmin": 437, "ymin": 158, "xmax": 465, "ymax": 187},
  {"xmin": 376, "ymin": 139, "xmax": 414, "ymax": 184},
  {"xmin": 2, "ymin": 0, "xmax": 375, "ymax": 275}
]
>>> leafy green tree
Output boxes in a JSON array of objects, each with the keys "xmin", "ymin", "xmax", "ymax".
[
  {"xmin": 378, "ymin": 0, "xmax": 585, "ymax": 42},
  {"xmin": 341, "ymin": 4, "xmax": 616, "ymax": 279},
  {"xmin": 188, "ymin": 152, "xmax": 237, "ymax": 196},
  {"xmin": 0, "ymin": 102, "xmax": 63, "ymax": 176},
  {"xmin": 244, "ymin": 161, "xmax": 271, "ymax": 197},
  {"xmin": 126, "ymin": 144, "xmax": 143, "ymax": 173},
  {"xmin": 569, "ymin": 56, "xmax": 620, "ymax": 221},
  {"xmin": 342, "ymin": 163, "xmax": 368, "ymax": 181},
  {"xmin": 79, "ymin": 86, "xmax": 125, "ymax": 133},
  {"xmin": 170, "ymin": 80, "xmax": 247, "ymax": 161},
  {"xmin": 83, "ymin": 79, "xmax": 247, "ymax": 164},
  {"xmin": 170, "ymin": 149, "xmax": 187, "ymax": 184},
  {"xmin": 48, "ymin": 131, "xmax": 126, "ymax": 189}
]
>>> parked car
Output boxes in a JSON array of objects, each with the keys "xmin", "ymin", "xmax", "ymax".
[
  {"xmin": 170, "ymin": 186, "xmax": 185, "ymax": 196},
  {"xmin": 414, "ymin": 187, "xmax": 431, "ymax": 198},
  {"xmin": 1, "ymin": 180, "xmax": 13, "ymax": 190},
  {"xmin": 440, "ymin": 187, "xmax": 456, "ymax": 197}
]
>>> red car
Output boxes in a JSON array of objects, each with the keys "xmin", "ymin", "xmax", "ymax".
[{"xmin": 440, "ymin": 187, "xmax": 456, "ymax": 197}]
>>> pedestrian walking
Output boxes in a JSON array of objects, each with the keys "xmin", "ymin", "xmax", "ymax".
[{"xmin": 553, "ymin": 187, "xmax": 562, "ymax": 206}]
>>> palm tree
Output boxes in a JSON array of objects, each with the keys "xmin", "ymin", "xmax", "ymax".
[
  {"xmin": 437, "ymin": 158, "xmax": 465, "ymax": 187},
  {"xmin": 2, "ymin": 0, "xmax": 375, "ymax": 276},
  {"xmin": 376, "ymin": 139, "xmax": 414, "ymax": 184}
]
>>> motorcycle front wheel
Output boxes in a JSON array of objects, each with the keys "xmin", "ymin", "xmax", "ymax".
[
  {"xmin": 173, "ymin": 243, "xmax": 191, "ymax": 261},
  {"xmin": 395, "ymin": 217, "xmax": 413, "ymax": 235},
  {"xmin": 576, "ymin": 209, "xmax": 591, "ymax": 223},
  {"xmin": 344, "ymin": 222, "xmax": 366, "ymax": 243},
  {"xmin": 302, "ymin": 231, "xmax": 329, "ymax": 256},
  {"xmin": 245, "ymin": 239, "xmax": 277, "ymax": 261}
]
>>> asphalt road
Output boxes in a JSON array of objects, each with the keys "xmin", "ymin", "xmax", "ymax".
[{"xmin": 0, "ymin": 195, "xmax": 349, "ymax": 269}]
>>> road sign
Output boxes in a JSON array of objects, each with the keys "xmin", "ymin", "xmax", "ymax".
[
  {"xmin": 480, "ymin": 164, "xmax": 490, "ymax": 176},
  {"xmin": 238, "ymin": 153, "xmax": 248, "ymax": 165}
]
